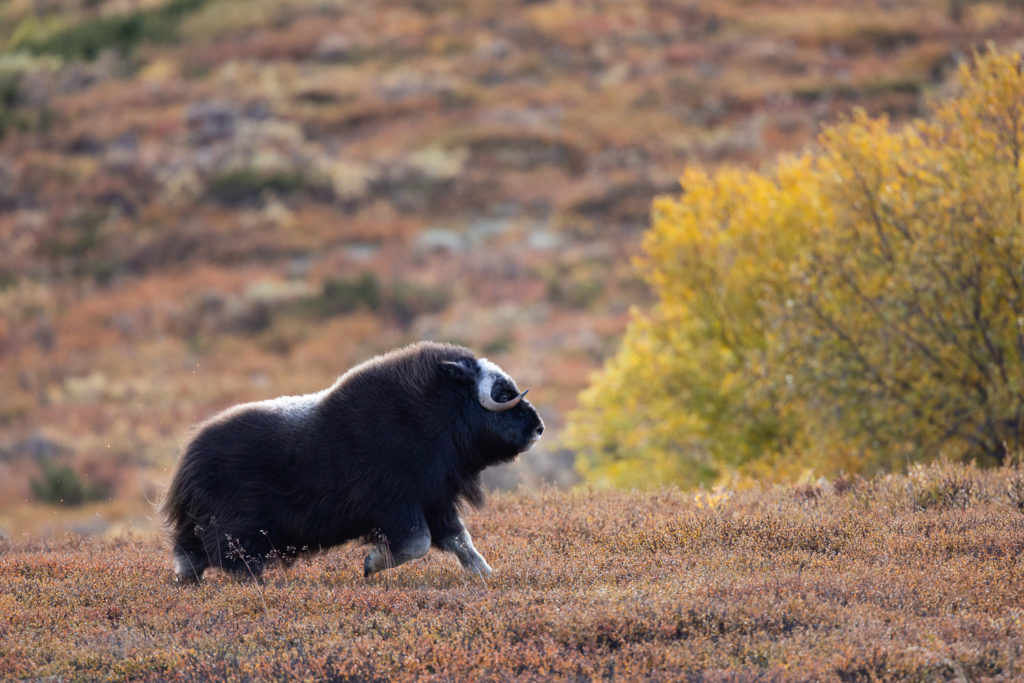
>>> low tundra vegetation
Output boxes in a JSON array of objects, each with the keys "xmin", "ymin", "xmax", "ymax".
[{"xmin": 2, "ymin": 461, "xmax": 1022, "ymax": 680}]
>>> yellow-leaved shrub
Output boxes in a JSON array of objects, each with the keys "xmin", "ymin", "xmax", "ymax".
[{"xmin": 567, "ymin": 49, "xmax": 1024, "ymax": 488}]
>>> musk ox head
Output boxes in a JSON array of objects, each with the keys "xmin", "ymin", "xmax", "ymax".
[{"xmin": 439, "ymin": 354, "xmax": 544, "ymax": 466}]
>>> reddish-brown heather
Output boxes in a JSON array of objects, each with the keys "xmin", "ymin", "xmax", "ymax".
[{"xmin": 1, "ymin": 461, "xmax": 1022, "ymax": 681}]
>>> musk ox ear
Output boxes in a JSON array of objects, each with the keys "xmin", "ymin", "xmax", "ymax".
[{"xmin": 440, "ymin": 359, "xmax": 475, "ymax": 382}]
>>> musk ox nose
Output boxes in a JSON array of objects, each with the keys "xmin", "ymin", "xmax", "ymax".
[{"xmin": 535, "ymin": 423, "xmax": 544, "ymax": 436}]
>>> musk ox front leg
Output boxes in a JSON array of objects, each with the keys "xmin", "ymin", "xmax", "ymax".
[
  {"xmin": 428, "ymin": 506, "xmax": 492, "ymax": 576},
  {"xmin": 363, "ymin": 509, "xmax": 432, "ymax": 577},
  {"xmin": 439, "ymin": 529, "xmax": 492, "ymax": 577}
]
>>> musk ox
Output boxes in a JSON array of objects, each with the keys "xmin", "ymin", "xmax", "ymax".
[{"xmin": 162, "ymin": 341, "xmax": 544, "ymax": 582}]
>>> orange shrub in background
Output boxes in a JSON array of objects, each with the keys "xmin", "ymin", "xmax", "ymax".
[{"xmin": 568, "ymin": 49, "xmax": 1024, "ymax": 488}]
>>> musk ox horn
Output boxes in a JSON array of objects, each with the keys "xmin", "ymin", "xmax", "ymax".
[{"xmin": 479, "ymin": 388, "xmax": 529, "ymax": 412}]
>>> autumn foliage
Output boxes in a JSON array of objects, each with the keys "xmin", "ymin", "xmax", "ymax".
[
  {"xmin": 4, "ymin": 0, "xmax": 1024, "ymax": 512},
  {"xmin": 569, "ymin": 50, "xmax": 1024, "ymax": 489}
]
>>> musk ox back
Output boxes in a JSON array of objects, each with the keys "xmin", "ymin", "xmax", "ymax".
[{"xmin": 162, "ymin": 341, "xmax": 544, "ymax": 582}]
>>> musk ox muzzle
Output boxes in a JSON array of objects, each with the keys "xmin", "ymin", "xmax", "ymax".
[{"xmin": 161, "ymin": 341, "xmax": 543, "ymax": 583}]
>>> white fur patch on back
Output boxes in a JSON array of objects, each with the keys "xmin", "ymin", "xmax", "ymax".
[{"xmin": 264, "ymin": 392, "xmax": 322, "ymax": 421}]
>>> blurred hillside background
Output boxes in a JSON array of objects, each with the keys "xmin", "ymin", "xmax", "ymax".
[{"xmin": 2, "ymin": 0, "xmax": 1024, "ymax": 537}]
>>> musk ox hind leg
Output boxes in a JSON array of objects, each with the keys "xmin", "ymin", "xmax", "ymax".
[
  {"xmin": 219, "ymin": 533, "xmax": 274, "ymax": 582},
  {"xmin": 172, "ymin": 547, "xmax": 209, "ymax": 584},
  {"xmin": 170, "ymin": 524, "xmax": 212, "ymax": 584},
  {"xmin": 363, "ymin": 510, "xmax": 432, "ymax": 577},
  {"xmin": 170, "ymin": 518, "xmax": 270, "ymax": 583}
]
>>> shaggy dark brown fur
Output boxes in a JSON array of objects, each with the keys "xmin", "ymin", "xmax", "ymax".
[{"xmin": 162, "ymin": 341, "xmax": 543, "ymax": 582}]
